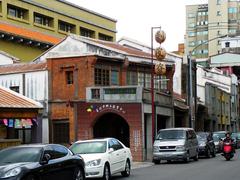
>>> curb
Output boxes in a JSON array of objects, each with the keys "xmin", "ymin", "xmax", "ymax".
[{"xmin": 132, "ymin": 162, "xmax": 154, "ymax": 170}]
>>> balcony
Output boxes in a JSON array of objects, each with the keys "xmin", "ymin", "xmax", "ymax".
[
  {"xmin": 86, "ymin": 86, "xmax": 173, "ymax": 107},
  {"xmin": 86, "ymin": 86, "xmax": 143, "ymax": 103}
]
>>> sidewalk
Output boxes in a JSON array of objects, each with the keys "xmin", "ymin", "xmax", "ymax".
[{"xmin": 132, "ymin": 161, "xmax": 154, "ymax": 169}]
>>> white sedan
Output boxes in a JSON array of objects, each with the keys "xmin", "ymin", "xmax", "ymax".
[{"xmin": 70, "ymin": 138, "xmax": 132, "ymax": 180}]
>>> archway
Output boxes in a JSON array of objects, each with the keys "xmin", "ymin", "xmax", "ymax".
[{"xmin": 93, "ymin": 113, "xmax": 130, "ymax": 147}]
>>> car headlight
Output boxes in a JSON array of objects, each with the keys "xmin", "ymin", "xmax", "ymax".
[
  {"xmin": 199, "ymin": 142, "xmax": 206, "ymax": 147},
  {"xmin": 86, "ymin": 159, "xmax": 101, "ymax": 167},
  {"xmin": 176, "ymin": 145, "xmax": 186, "ymax": 151},
  {"xmin": 1, "ymin": 167, "xmax": 21, "ymax": 178},
  {"xmin": 153, "ymin": 146, "xmax": 159, "ymax": 152}
]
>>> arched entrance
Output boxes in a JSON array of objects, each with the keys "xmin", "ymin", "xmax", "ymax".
[{"xmin": 93, "ymin": 113, "xmax": 130, "ymax": 147}]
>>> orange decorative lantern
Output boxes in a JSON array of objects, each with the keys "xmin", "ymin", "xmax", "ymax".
[
  {"xmin": 155, "ymin": 30, "xmax": 166, "ymax": 44},
  {"xmin": 155, "ymin": 47, "xmax": 166, "ymax": 61},
  {"xmin": 155, "ymin": 62, "xmax": 166, "ymax": 75}
]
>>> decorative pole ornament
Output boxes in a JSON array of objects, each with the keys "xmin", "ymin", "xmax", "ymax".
[
  {"xmin": 155, "ymin": 30, "xmax": 166, "ymax": 44},
  {"xmin": 154, "ymin": 29, "xmax": 166, "ymax": 75},
  {"xmin": 155, "ymin": 62, "xmax": 166, "ymax": 75},
  {"xmin": 155, "ymin": 47, "xmax": 167, "ymax": 61}
]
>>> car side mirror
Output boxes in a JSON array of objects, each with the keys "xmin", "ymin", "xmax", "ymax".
[
  {"xmin": 108, "ymin": 148, "xmax": 114, "ymax": 153},
  {"xmin": 41, "ymin": 153, "xmax": 51, "ymax": 165}
]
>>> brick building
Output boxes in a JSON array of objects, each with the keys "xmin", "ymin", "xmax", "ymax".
[{"xmin": 47, "ymin": 53, "xmax": 175, "ymax": 161}]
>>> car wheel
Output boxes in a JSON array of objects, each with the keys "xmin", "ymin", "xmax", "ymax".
[
  {"xmin": 74, "ymin": 167, "xmax": 85, "ymax": 180},
  {"xmin": 153, "ymin": 159, "xmax": 161, "ymax": 164},
  {"xmin": 103, "ymin": 164, "xmax": 111, "ymax": 180},
  {"xmin": 184, "ymin": 153, "xmax": 190, "ymax": 163},
  {"xmin": 206, "ymin": 148, "xmax": 211, "ymax": 158},
  {"xmin": 193, "ymin": 153, "xmax": 198, "ymax": 161},
  {"xmin": 211, "ymin": 148, "xmax": 216, "ymax": 157},
  {"xmin": 121, "ymin": 160, "xmax": 131, "ymax": 177}
]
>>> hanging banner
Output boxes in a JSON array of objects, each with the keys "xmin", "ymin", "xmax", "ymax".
[
  {"xmin": 8, "ymin": 119, "xmax": 14, "ymax": 128},
  {"xmin": 15, "ymin": 119, "xmax": 22, "ymax": 128},
  {"xmin": 26, "ymin": 119, "xmax": 33, "ymax": 126},
  {"xmin": 3, "ymin": 119, "xmax": 8, "ymax": 126}
]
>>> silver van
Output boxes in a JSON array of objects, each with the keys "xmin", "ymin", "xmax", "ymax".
[{"xmin": 153, "ymin": 128, "xmax": 198, "ymax": 164}]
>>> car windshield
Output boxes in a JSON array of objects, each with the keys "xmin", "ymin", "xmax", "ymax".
[
  {"xmin": 156, "ymin": 130, "xmax": 185, "ymax": 140},
  {"xmin": 213, "ymin": 133, "xmax": 225, "ymax": 141},
  {"xmin": 232, "ymin": 133, "xmax": 237, "ymax": 138},
  {"xmin": 0, "ymin": 147, "xmax": 42, "ymax": 164},
  {"xmin": 197, "ymin": 134, "xmax": 207, "ymax": 141},
  {"xmin": 70, "ymin": 141, "xmax": 107, "ymax": 154}
]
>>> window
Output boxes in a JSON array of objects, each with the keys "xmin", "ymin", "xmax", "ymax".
[
  {"xmin": 91, "ymin": 89, "xmax": 100, "ymax": 99},
  {"xmin": 99, "ymin": 33, "xmax": 113, "ymax": 41},
  {"xmin": 127, "ymin": 71, "xmax": 138, "ymax": 85},
  {"xmin": 217, "ymin": 11, "xmax": 221, "ymax": 16},
  {"xmin": 189, "ymin": 41, "xmax": 195, "ymax": 47},
  {"xmin": 225, "ymin": 42, "xmax": 230, "ymax": 48},
  {"xmin": 51, "ymin": 145, "xmax": 69, "ymax": 159},
  {"xmin": 138, "ymin": 72, "xmax": 144, "ymax": 86},
  {"xmin": 188, "ymin": 13, "xmax": 195, "ymax": 18},
  {"xmin": 145, "ymin": 73, "xmax": 151, "ymax": 88},
  {"xmin": 7, "ymin": 4, "xmax": 28, "ymax": 20},
  {"xmin": 95, "ymin": 66, "xmax": 110, "ymax": 86},
  {"xmin": 10, "ymin": 86, "xmax": 19, "ymax": 93},
  {"xmin": 111, "ymin": 69, "xmax": 119, "ymax": 85},
  {"xmin": 0, "ymin": 2, "xmax": 2, "ymax": 14},
  {"xmin": 188, "ymin": 32, "xmax": 195, "ymax": 37},
  {"xmin": 228, "ymin": 7, "xmax": 237, "ymax": 13},
  {"xmin": 188, "ymin": 23, "xmax": 195, "ymax": 28},
  {"xmin": 229, "ymin": 29, "xmax": 236, "ymax": 34},
  {"xmin": 80, "ymin": 27, "xmax": 95, "ymax": 38},
  {"xmin": 217, "ymin": 0, "xmax": 221, "ymax": 5},
  {"xmin": 34, "ymin": 13, "xmax": 53, "ymax": 27},
  {"xmin": 66, "ymin": 71, "xmax": 74, "ymax": 85},
  {"xmin": 59, "ymin": 20, "xmax": 76, "ymax": 33},
  {"xmin": 160, "ymin": 75, "xmax": 167, "ymax": 90}
]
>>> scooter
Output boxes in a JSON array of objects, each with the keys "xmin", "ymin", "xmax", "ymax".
[{"xmin": 222, "ymin": 141, "xmax": 234, "ymax": 161}]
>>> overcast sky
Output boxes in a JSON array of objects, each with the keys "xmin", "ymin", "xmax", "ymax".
[{"xmin": 66, "ymin": 0, "xmax": 208, "ymax": 51}]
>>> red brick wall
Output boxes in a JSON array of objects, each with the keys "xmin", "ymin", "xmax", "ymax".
[
  {"xmin": 77, "ymin": 102, "xmax": 143, "ymax": 161},
  {"xmin": 47, "ymin": 56, "xmax": 96, "ymax": 101}
]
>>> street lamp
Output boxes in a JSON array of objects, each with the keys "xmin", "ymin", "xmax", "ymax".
[
  {"xmin": 151, "ymin": 27, "xmax": 166, "ymax": 142},
  {"xmin": 187, "ymin": 34, "xmax": 228, "ymax": 129}
]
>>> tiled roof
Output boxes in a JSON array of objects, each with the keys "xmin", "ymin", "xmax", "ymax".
[
  {"xmin": 91, "ymin": 38, "xmax": 152, "ymax": 58},
  {"xmin": 0, "ymin": 62, "xmax": 47, "ymax": 75},
  {"xmin": 0, "ymin": 86, "xmax": 42, "ymax": 109},
  {"xmin": 0, "ymin": 22, "xmax": 62, "ymax": 44}
]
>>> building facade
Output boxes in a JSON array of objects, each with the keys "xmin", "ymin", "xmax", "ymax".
[
  {"xmin": 0, "ymin": 63, "xmax": 49, "ymax": 143},
  {"xmin": 186, "ymin": 0, "xmax": 240, "ymax": 58},
  {"xmin": 0, "ymin": 0, "xmax": 117, "ymax": 61},
  {"xmin": 197, "ymin": 65, "xmax": 239, "ymax": 132}
]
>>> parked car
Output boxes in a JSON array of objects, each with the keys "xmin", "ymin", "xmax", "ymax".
[
  {"xmin": 197, "ymin": 132, "xmax": 216, "ymax": 158},
  {"xmin": 70, "ymin": 138, "xmax": 132, "ymax": 180},
  {"xmin": 153, "ymin": 128, "xmax": 199, "ymax": 164},
  {"xmin": 231, "ymin": 133, "xmax": 240, "ymax": 149},
  {"xmin": 213, "ymin": 131, "xmax": 227, "ymax": 152},
  {"xmin": 0, "ymin": 144, "xmax": 85, "ymax": 180}
]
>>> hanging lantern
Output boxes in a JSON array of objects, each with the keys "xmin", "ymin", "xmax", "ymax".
[
  {"xmin": 155, "ymin": 30, "xmax": 166, "ymax": 44},
  {"xmin": 155, "ymin": 47, "xmax": 166, "ymax": 61},
  {"xmin": 155, "ymin": 62, "xmax": 166, "ymax": 75}
]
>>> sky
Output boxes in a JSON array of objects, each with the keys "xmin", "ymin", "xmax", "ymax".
[{"xmin": 66, "ymin": 0, "xmax": 208, "ymax": 51}]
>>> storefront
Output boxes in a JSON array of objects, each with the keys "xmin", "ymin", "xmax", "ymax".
[{"xmin": 0, "ymin": 86, "xmax": 43, "ymax": 149}]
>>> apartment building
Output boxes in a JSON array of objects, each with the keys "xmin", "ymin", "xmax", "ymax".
[
  {"xmin": 186, "ymin": 0, "xmax": 240, "ymax": 59},
  {"xmin": 0, "ymin": 0, "xmax": 117, "ymax": 62}
]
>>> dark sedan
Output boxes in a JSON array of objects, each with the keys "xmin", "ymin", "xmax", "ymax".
[
  {"xmin": 197, "ymin": 132, "xmax": 216, "ymax": 158},
  {"xmin": 0, "ymin": 144, "xmax": 85, "ymax": 180}
]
